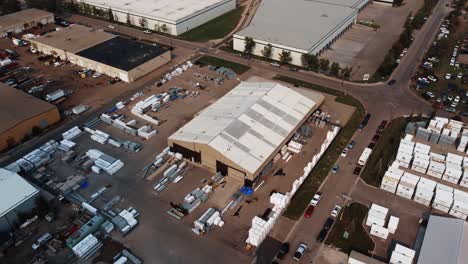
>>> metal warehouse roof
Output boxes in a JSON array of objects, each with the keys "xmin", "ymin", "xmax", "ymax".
[
  {"xmin": 417, "ymin": 215, "xmax": 468, "ymax": 264},
  {"xmin": 236, "ymin": 0, "xmax": 360, "ymax": 51},
  {"xmin": 0, "ymin": 83, "xmax": 57, "ymax": 135},
  {"xmin": 0, "ymin": 168, "xmax": 38, "ymax": 218},
  {"xmin": 0, "ymin": 9, "xmax": 53, "ymax": 30},
  {"xmin": 84, "ymin": 0, "xmax": 232, "ymax": 23},
  {"xmin": 169, "ymin": 82, "xmax": 323, "ymax": 174},
  {"xmin": 31, "ymin": 24, "xmax": 115, "ymax": 53}
]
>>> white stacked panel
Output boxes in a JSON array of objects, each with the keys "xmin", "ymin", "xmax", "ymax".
[
  {"xmin": 396, "ymin": 172, "xmax": 419, "ymax": 200},
  {"xmin": 460, "ymin": 170, "xmax": 468, "ymax": 188},
  {"xmin": 380, "ymin": 171, "xmax": 402, "ymax": 193},
  {"xmin": 446, "ymin": 153, "xmax": 463, "ymax": 166},
  {"xmin": 449, "ymin": 190, "xmax": 468, "ymax": 220},
  {"xmin": 430, "ymin": 152, "xmax": 446, "ymax": 163},
  {"xmin": 370, "ymin": 224, "xmax": 389, "ymax": 240},
  {"xmin": 432, "ymin": 184, "xmax": 454, "ymax": 213},
  {"xmin": 413, "ymin": 177, "xmax": 436, "ymax": 207},
  {"xmin": 390, "ymin": 244, "xmax": 415, "ymax": 264},
  {"xmin": 442, "ymin": 163, "xmax": 462, "ymax": 184},
  {"xmin": 388, "ymin": 216, "xmax": 399, "ymax": 234},
  {"xmin": 414, "ymin": 142, "xmax": 431, "ymax": 155},
  {"xmin": 366, "ymin": 204, "xmax": 388, "ymax": 227},
  {"xmin": 427, "ymin": 160, "xmax": 445, "ymax": 179},
  {"xmin": 397, "ymin": 140, "xmax": 414, "ymax": 168},
  {"xmin": 411, "ymin": 153, "xmax": 430, "ymax": 174},
  {"xmin": 457, "ymin": 129, "xmax": 468, "ymax": 152}
]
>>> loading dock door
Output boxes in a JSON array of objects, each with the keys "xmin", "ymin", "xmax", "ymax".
[{"xmin": 216, "ymin": 160, "xmax": 245, "ymax": 182}]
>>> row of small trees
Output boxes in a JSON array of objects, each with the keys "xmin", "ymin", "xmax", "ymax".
[
  {"xmin": 243, "ymin": 37, "xmax": 351, "ymax": 78},
  {"xmin": 66, "ymin": 0, "xmax": 170, "ymax": 33}
]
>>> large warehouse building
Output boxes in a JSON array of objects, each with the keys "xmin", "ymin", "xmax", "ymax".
[
  {"xmin": 168, "ymin": 82, "xmax": 324, "ymax": 182},
  {"xmin": 0, "ymin": 168, "xmax": 39, "ymax": 232},
  {"xmin": 233, "ymin": 0, "xmax": 370, "ymax": 66},
  {"xmin": 0, "ymin": 83, "xmax": 60, "ymax": 151},
  {"xmin": 417, "ymin": 215, "xmax": 468, "ymax": 264},
  {"xmin": 0, "ymin": 8, "xmax": 54, "ymax": 37},
  {"xmin": 30, "ymin": 25, "xmax": 171, "ymax": 82},
  {"xmin": 79, "ymin": 0, "xmax": 236, "ymax": 36}
]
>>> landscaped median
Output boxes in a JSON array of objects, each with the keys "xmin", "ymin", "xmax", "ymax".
[
  {"xmin": 197, "ymin": 55, "xmax": 250, "ymax": 75},
  {"xmin": 273, "ymin": 75, "xmax": 365, "ymax": 220},
  {"xmin": 180, "ymin": 7, "xmax": 244, "ymax": 42},
  {"xmin": 360, "ymin": 116, "xmax": 428, "ymax": 187},
  {"xmin": 325, "ymin": 202, "xmax": 375, "ymax": 254}
]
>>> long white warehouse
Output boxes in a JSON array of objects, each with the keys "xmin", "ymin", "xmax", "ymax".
[
  {"xmin": 79, "ymin": 0, "xmax": 236, "ymax": 35},
  {"xmin": 233, "ymin": 0, "xmax": 370, "ymax": 66}
]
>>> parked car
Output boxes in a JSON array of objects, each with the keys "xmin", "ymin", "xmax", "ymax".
[
  {"xmin": 293, "ymin": 243, "xmax": 308, "ymax": 261},
  {"xmin": 323, "ymin": 217, "xmax": 334, "ymax": 230},
  {"xmin": 317, "ymin": 229, "xmax": 328, "ymax": 243},
  {"xmin": 310, "ymin": 192, "xmax": 323, "ymax": 206},
  {"xmin": 372, "ymin": 134, "xmax": 380, "ymax": 142},
  {"xmin": 457, "ymin": 72, "xmax": 463, "ymax": 79},
  {"xmin": 341, "ymin": 148, "xmax": 348, "ymax": 157},
  {"xmin": 445, "ymin": 107, "xmax": 456, "ymax": 113},
  {"xmin": 353, "ymin": 166, "xmax": 362, "ymax": 175},
  {"xmin": 143, "ymin": 30, "xmax": 152, "ymax": 34},
  {"xmin": 276, "ymin": 242, "xmax": 290, "ymax": 259},
  {"xmin": 32, "ymin": 233, "xmax": 52, "ymax": 250},
  {"xmin": 271, "ymin": 62, "xmax": 280, "ymax": 67},
  {"xmin": 454, "ymin": 96, "xmax": 460, "ymax": 103},
  {"xmin": 347, "ymin": 140, "xmax": 356, "ymax": 149},
  {"xmin": 331, "ymin": 165, "xmax": 339, "ymax": 174},
  {"xmin": 359, "ymin": 113, "xmax": 371, "ymax": 130},
  {"xmin": 368, "ymin": 142, "xmax": 376, "ymax": 149},
  {"xmin": 108, "ymin": 25, "xmax": 116, "ymax": 29},
  {"xmin": 445, "ymin": 73, "xmax": 452, "ymax": 80},
  {"xmin": 331, "ymin": 205, "xmax": 342, "ymax": 217},
  {"xmin": 304, "ymin": 205, "xmax": 315, "ymax": 218}
]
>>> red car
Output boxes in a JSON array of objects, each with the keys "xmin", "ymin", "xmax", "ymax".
[{"xmin": 304, "ymin": 205, "xmax": 315, "ymax": 218}]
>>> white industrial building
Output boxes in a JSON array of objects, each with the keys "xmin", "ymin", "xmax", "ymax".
[
  {"xmin": 417, "ymin": 215, "xmax": 468, "ymax": 264},
  {"xmin": 0, "ymin": 168, "xmax": 39, "ymax": 232},
  {"xmin": 168, "ymin": 82, "xmax": 324, "ymax": 181},
  {"xmin": 233, "ymin": 0, "xmax": 370, "ymax": 66},
  {"xmin": 80, "ymin": 0, "xmax": 236, "ymax": 35}
]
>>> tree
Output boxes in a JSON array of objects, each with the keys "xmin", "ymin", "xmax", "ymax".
[
  {"xmin": 301, "ymin": 54, "xmax": 319, "ymax": 71},
  {"xmin": 139, "ymin": 17, "xmax": 147, "ymax": 28},
  {"xmin": 126, "ymin": 13, "xmax": 131, "ymax": 25},
  {"xmin": 341, "ymin": 67, "xmax": 352, "ymax": 79},
  {"xmin": 1, "ymin": 0, "xmax": 21, "ymax": 15},
  {"xmin": 279, "ymin": 50, "xmax": 292, "ymax": 65},
  {"xmin": 261, "ymin": 43, "xmax": 272, "ymax": 59},
  {"xmin": 319, "ymin": 58, "xmax": 330, "ymax": 72},
  {"xmin": 244, "ymin": 37, "xmax": 256, "ymax": 55},
  {"xmin": 330, "ymin": 62, "xmax": 340, "ymax": 76},
  {"xmin": 108, "ymin": 8, "xmax": 114, "ymax": 21}
]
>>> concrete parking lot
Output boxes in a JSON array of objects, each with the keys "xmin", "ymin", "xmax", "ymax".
[{"xmin": 322, "ymin": 0, "xmax": 424, "ymax": 80}]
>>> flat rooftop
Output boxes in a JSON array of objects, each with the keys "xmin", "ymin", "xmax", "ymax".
[
  {"xmin": 236, "ymin": 0, "xmax": 360, "ymax": 51},
  {"xmin": 0, "ymin": 168, "xmax": 38, "ymax": 218},
  {"xmin": 0, "ymin": 8, "xmax": 53, "ymax": 30},
  {"xmin": 0, "ymin": 83, "xmax": 57, "ymax": 135},
  {"xmin": 76, "ymin": 36, "xmax": 168, "ymax": 71},
  {"xmin": 31, "ymin": 24, "xmax": 115, "ymax": 53},
  {"xmin": 418, "ymin": 215, "xmax": 468, "ymax": 264},
  {"xmin": 169, "ymin": 82, "xmax": 324, "ymax": 174},
  {"xmin": 84, "ymin": 0, "xmax": 232, "ymax": 23}
]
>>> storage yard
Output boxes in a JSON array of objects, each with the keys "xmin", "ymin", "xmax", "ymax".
[{"xmin": 0, "ymin": 54, "xmax": 358, "ymax": 262}]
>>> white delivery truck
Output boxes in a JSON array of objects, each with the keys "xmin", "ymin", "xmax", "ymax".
[
  {"xmin": 45, "ymin": 89, "xmax": 65, "ymax": 102},
  {"xmin": 358, "ymin": 148, "xmax": 372, "ymax": 166}
]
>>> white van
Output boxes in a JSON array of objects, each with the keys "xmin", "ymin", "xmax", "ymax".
[{"xmin": 32, "ymin": 233, "xmax": 52, "ymax": 250}]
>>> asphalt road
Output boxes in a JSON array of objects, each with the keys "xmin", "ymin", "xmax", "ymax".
[
  {"xmin": 271, "ymin": 0, "xmax": 451, "ymax": 261},
  {"xmin": 1, "ymin": 1, "xmax": 451, "ymax": 263}
]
